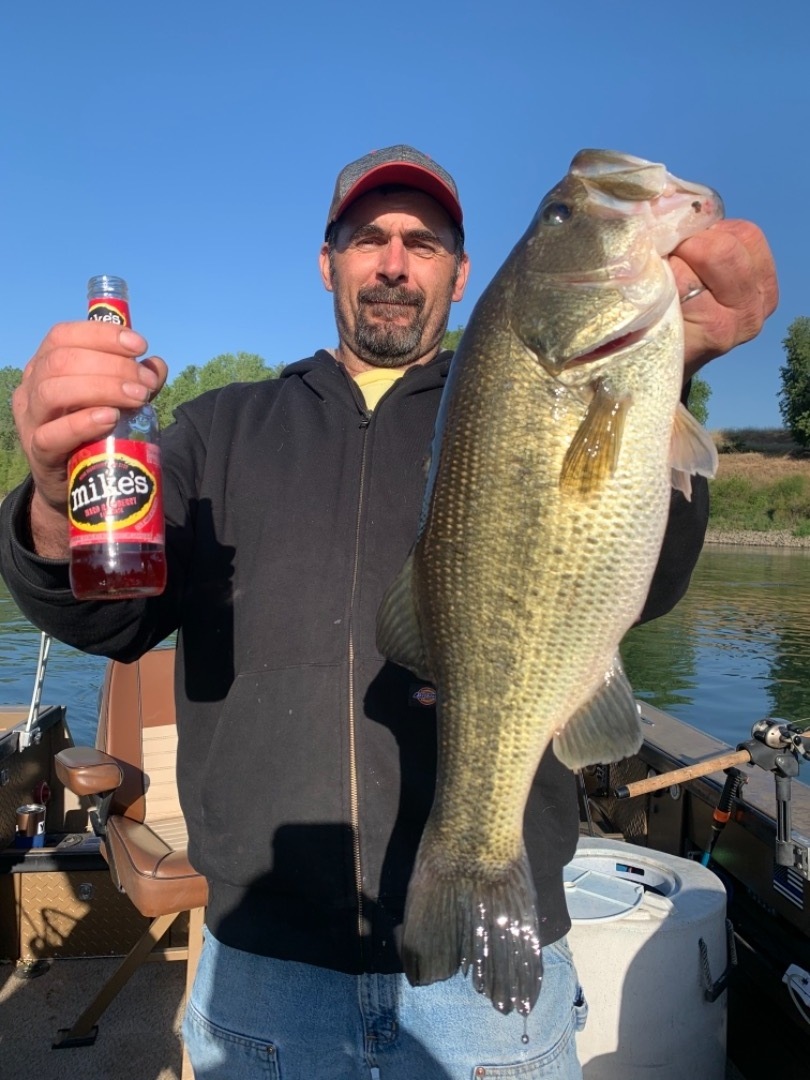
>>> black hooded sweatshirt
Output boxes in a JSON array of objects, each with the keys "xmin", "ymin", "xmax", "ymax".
[{"xmin": 0, "ymin": 350, "xmax": 708, "ymax": 972}]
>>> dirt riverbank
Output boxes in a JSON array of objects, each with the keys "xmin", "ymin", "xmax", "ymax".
[{"xmin": 705, "ymin": 528, "xmax": 810, "ymax": 548}]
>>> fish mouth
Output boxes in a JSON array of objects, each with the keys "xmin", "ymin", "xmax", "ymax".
[
  {"xmin": 561, "ymin": 271, "xmax": 674, "ymax": 369},
  {"xmin": 564, "ymin": 324, "xmax": 651, "ymax": 367}
]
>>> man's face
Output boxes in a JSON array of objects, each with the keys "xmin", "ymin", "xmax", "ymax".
[{"xmin": 320, "ymin": 189, "xmax": 469, "ymax": 371}]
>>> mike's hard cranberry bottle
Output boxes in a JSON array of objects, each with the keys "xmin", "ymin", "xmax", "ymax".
[{"xmin": 68, "ymin": 275, "xmax": 167, "ymax": 599}]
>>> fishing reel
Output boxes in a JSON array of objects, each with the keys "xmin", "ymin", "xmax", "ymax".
[{"xmin": 748, "ymin": 717, "xmax": 810, "ymax": 761}]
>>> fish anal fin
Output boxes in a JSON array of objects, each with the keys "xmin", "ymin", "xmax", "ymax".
[
  {"xmin": 560, "ymin": 381, "xmax": 631, "ymax": 496},
  {"xmin": 376, "ymin": 551, "xmax": 433, "ymax": 681},
  {"xmin": 553, "ymin": 655, "xmax": 642, "ymax": 769},
  {"xmin": 670, "ymin": 402, "xmax": 719, "ymax": 502}
]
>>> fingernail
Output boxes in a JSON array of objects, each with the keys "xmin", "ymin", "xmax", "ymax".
[
  {"xmin": 91, "ymin": 407, "xmax": 120, "ymax": 425},
  {"xmin": 123, "ymin": 381, "xmax": 150, "ymax": 401},
  {"xmin": 119, "ymin": 328, "xmax": 146, "ymax": 352},
  {"xmin": 138, "ymin": 365, "xmax": 161, "ymax": 389}
]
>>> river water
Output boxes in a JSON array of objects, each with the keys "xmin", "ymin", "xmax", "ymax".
[
  {"xmin": 2, "ymin": 544, "xmax": 810, "ymax": 748},
  {"xmin": 622, "ymin": 543, "xmax": 810, "ymax": 745}
]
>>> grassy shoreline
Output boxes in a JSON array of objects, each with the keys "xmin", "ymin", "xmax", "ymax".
[{"xmin": 707, "ymin": 428, "xmax": 810, "ymax": 546}]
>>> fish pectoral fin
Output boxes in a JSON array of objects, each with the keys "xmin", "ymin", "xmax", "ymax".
[
  {"xmin": 670, "ymin": 402, "xmax": 719, "ymax": 501},
  {"xmin": 553, "ymin": 655, "xmax": 643, "ymax": 769},
  {"xmin": 376, "ymin": 550, "xmax": 434, "ymax": 681},
  {"xmin": 560, "ymin": 381, "xmax": 631, "ymax": 496}
]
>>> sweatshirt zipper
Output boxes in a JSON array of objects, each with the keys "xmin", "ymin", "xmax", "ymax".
[{"xmin": 348, "ymin": 412, "xmax": 371, "ymax": 954}]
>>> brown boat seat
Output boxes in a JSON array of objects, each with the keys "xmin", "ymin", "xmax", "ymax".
[{"xmin": 53, "ymin": 646, "xmax": 205, "ymax": 1077}]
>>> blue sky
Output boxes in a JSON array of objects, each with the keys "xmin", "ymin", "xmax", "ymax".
[{"xmin": 1, "ymin": 2, "xmax": 806, "ymax": 431}]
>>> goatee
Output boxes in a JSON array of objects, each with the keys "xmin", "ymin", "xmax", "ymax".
[{"xmin": 352, "ymin": 285, "xmax": 426, "ymax": 367}]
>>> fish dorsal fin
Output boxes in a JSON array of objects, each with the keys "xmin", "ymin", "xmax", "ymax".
[
  {"xmin": 376, "ymin": 551, "xmax": 434, "ymax": 681},
  {"xmin": 670, "ymin": 402, "xmax": 719, "ymax": 501},
  {"xmin": 553, "ymin": 655, "xmax": 643, "ymax": 769},
  {"xmin": 560, "ymin": 381, "xmax": 631, "ymax": 496}
]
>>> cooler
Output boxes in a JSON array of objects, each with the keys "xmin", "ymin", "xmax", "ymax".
[{"xmin": 566, "ymin": 837, "xmax": 729, "ymax": 1079}]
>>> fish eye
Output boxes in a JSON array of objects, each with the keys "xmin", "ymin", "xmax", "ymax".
[{"xmin": 539, "ymin": 201, "xmax": 572, "ymax": 226}]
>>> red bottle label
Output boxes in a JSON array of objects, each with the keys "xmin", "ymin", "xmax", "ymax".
[
  {"xmin": 87, "ymin": 297, "xmax": 130, "ymax": 326},
  {"xmin": 67, "ymin": 439, "xmax": 164, "ymax": 547}
]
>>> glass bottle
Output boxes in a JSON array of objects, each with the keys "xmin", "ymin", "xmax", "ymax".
[{"xmin": 67, "ymin": 275, "xmax": 167, "ymax": 599}]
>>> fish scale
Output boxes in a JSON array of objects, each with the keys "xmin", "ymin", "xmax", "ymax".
[{"xmin": 377, "ymin": 149, "xmax": 722, "ymax": 1014}]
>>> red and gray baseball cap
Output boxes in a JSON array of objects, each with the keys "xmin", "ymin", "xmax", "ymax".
[{"xmin": 325, "ymin": 144, "xmax": 464, "ymax": 240}]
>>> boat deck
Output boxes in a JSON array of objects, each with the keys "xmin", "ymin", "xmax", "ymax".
[{"xmin": 0, "ymin": 954, "xmax": 186, "ymax": 1080}]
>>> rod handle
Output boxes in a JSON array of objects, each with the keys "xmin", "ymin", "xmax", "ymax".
[{"xmin": 615, "ymin": 749, "xmax": 751, "ymax": 799}]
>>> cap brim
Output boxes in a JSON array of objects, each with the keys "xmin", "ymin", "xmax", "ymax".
[{"xmin": 329, "ymin": 162, "xmax": 463, "ymax": 232}]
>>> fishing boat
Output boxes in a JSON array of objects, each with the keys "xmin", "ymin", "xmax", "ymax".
[{"xmin": 1, "ymin": 635, "xmax": 808, "ymax": 1080}]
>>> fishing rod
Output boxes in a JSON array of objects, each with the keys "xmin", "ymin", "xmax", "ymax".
[{"xmin": 19, "ymin": 631, "xmax": 52, "ymax": 749}]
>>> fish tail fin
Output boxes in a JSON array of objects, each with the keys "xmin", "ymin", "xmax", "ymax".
[
  {"xmin": 402, "ymin": 841, "xmax": 543, "ymax": 1015},
  {"xmin": 553, "ymin": 653, "xmax": 643, "ymax": 768}
]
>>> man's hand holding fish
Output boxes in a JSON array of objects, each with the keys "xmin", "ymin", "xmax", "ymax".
[{"xmin": 674, "ymin": 217, "xmax": 778, "ymax": 378}]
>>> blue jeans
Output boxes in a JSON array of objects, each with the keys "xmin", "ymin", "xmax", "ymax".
[{"xmin": 183, "ymin": 928, "xmax": 587, "ymax": 1078}]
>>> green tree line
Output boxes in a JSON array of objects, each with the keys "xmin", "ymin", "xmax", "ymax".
[
  {"xmin": 151, "ymin": 352, "xmax": 285, "ymax": 428},
  {"xmin": 0, "ymin": 353, "xmax": 284, "ymax": 496},
  {"xmin": 0, "ymin": 366, "xmax": 27, "ymax": 493},
  {"xmin": 779, "ymin": 316, "xmax": 810, "ymax": 447}
]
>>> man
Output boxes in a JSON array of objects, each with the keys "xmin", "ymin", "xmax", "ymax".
[{"xmin": 1, "ymin": 146, "xmax": 777, "ymax": 1078}]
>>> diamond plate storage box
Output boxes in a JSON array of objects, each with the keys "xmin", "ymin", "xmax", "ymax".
[
  {"xmin": 0, "ymin": 702, "xmax": 154, "ymax": 959},
  {"xmin": 0, "ymin": 834, "xmax": 156, "ymax": 960},
  {"xmin": 0, "ymin": 704, "xmax": 152, "ymax": 959}
]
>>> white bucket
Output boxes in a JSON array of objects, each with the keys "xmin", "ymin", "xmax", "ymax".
[{"xmin": 566, "ymin": 837, "xmax": 728, "ymax": 1079}]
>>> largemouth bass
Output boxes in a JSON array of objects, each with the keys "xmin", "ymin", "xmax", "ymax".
[{"xmin": 377, "ymin": 149, "xmax": 722, "ymax": 1015}]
